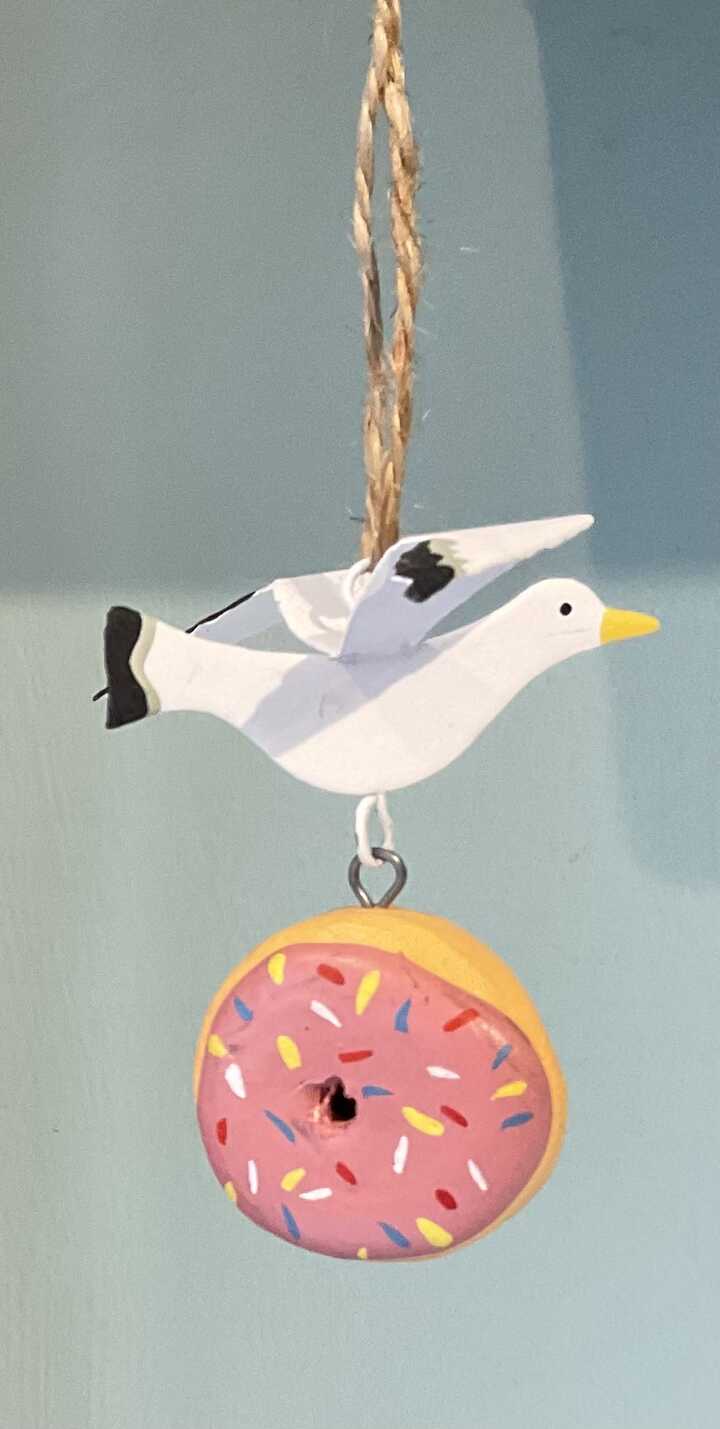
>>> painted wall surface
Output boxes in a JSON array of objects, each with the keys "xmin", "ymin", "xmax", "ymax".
[{"xmin": 2, "ymin": 2, "xmax": 718, "ymax": 1426}]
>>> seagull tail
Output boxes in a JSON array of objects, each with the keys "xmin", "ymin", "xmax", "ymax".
[{"xmin": 103, "ymin": 607, "xmax": 160, "ymax": 729}]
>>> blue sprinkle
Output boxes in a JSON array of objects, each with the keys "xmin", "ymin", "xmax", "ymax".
[
  {"xmin": 281, "ymin": 1204, "xmax": 301, "ymax": 1241},
  {"xmin": 492, "ymin": 1043, "xmax": 512, "ymax": 1070},
  {"xmin": 233, "ymin": 997, "xmax": 253, "ymax": 1022},
  {"xmin": 264, "ymin": 1110, "xmax": 296, "ymax": 1143},
  {"xmin": 394, "ymin": 998, "xmax": 412, "ymax": 1033},
  {"xmin": 361, "ymin": 1085, "xmax": 394, "ymax": 1098},
  {"xmin": 378, "ymin": 1221, "xmax": 411, "ymax": 1249},
  {"xmin": 501, "ymin": 1112, "xmax": 534, "ymax": 1130}
]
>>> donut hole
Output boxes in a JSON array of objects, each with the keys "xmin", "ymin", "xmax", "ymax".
[{"xmin": 310, "ymin": 1075, "xmax": 357, "ymax": 1124}]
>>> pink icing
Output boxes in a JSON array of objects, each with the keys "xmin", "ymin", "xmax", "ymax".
[{"xmin": 196, "ymin": 941, "xmax": 552, "ymax": 1259}]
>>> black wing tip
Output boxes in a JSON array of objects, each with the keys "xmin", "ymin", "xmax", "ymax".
[{"xmin": 395, "ymin": 540, "xmax": 456, "ymax": 604}]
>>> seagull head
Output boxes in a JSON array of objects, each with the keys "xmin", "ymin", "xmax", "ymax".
[{"xmin": 512, "ymin": 578, "xmax": 660, "ymax": 658}]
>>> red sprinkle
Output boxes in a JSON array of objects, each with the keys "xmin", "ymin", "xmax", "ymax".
[
  {"xmin": 216, "ymin": 1118, "xmax": 228, "ymax": 1146},
  {"xmin": 440, "ymin": 1105, "xmax": 469, "ymax": 1128},
  {"xmin": 317, "ymin": 964, "xmax": 345, "ymax": 985},
  {"xmin": 338, "ymin": 1049, "xmax": 373, "ymax": 1063},
  {"xmin": 435, "ymin": 1188, "xmax": 458, "ymax": 1211},
  {"xmin": 336, "ymin": 1162, "xmax": 357, "ymax": 1185},
  {"xmin": 443, "ymin": 1007, "xmax": 480, "ymax": 1032}
]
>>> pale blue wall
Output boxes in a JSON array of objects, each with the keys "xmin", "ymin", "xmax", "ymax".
[{"xmin": 2, "ymin": 3, "xmax": 719, "ymax": 1427}]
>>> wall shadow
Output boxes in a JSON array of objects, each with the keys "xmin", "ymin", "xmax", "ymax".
[{"xmin": 531, "ymin": 0, "xmax": 720, "ymax": 884}]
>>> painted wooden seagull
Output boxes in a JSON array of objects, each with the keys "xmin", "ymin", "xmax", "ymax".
[{"xmin": 99, "ymin": 514, "xmax": 659, "ymax": 797}]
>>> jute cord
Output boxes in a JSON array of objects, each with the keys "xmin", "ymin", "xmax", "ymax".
[{"xmin": 353, "ymin": 0, "xmax": 423, "ymax": 569}]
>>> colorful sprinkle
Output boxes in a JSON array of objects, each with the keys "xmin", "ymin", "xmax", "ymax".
[
  {"xmin": 336, "ymin": 1161, "xmax": 357, "ymax": 1186},
  {"xmin": 501, "ymin": 1112, "xmax": 534, "ymax": 1130},
  {"xmin": 394, "ymin": 998, "xmax": 412, "ymax": 1033},
  {"xmin": 281, "ymin": 1167, "xmax": 306, "ymax": 1192},
  {"xmin": 467, "ymin": 1159, "xmax": 488, "ymax": 1192},
  {"xmin": 247, "ymin": 1159, "xmax": 259, "ymax": 1195},
  {"xmin": 224, "ymin": 1062, "xmax": 246, "ymax": 1099},
  {"xmin": 491, "ymin": 1080, "xmax": 528, "ymax": 1101},
  {"xmin": 402, "ymin": 1106, "xmax": 444, "ymax": 1137},
  {"xmin": 435, "ymin": 1188, "xmax": 458, "ymax": 1211},
  {"xmin": 281, "ymin": 1204, "xmax": 301, "ymax": 1241},
  {"xmin": 216, "ymin": 1117, "xmax": 228, "ymax": 1146},
  {"xmin": 427, "ymin": 1065, "xmax": 460, "ymax": 1080},
  {"xmin": 356, "ymin": 969, "xmax": 381, "ymax": 1015},
  {"xmin": 378, "ymin": 1221, "xmax": 411, "ymax": 1249},
  {"xmin": 207, "ymin": 1033, "xmax": 228, "ymax": 1058},
  {"xmin": 492, "ymin": 1043, "xmax": 512, "ymax": 1070},
  {"xmin": 264, "ymin": 1110, "xmax": 295, "ymax": 1143},
  {"xmin": 276, "ymin": 1034, "xmax": 302, "ymax": 1070},
  {"xmin": 443, "ymin": 1008, "xmax": 480, "ymax": 1033},
  {"xmin": 338, "ymin": 1049, "xmax": 373, "ymax": 1063},
  {"xmin": 440, "ymin": 1104, "xmax": 469, "ymax": 1128},
  {"xmin": 233, "ymin": 997, "xmax": 253, "ymax": 1022},
  {"xmin": 416, "ymin": 1216, "xmax": 453, "ymax": 1249},
  {"xmin": 317, "ymin": 963, "xmax": 345, "ymax": 985},
  {"xmin": 224, "ymin": 1181, "xmax": 237, "ymax": 1204},
  {"xmin": 267, "ymin": 952, "xmax": 286, "ymax": 985},
  {"xmin": 357, "ymin": 1246, "xmax": 368, "ymax": 1260},
  {"xmin": 310, "ymin": 999, "xmax": 342, "ymax": 1028},
  {"xmin": 299, "ymin": 1187, "xmax": 333, "ymax": 1201},
  {"xmin": 361, "ymin": 1084, "xmax": 393, "ymax": 1098},
  {"xmin": 393, "ymin": 1134, "xmax": 409, "ymax": 1174}
]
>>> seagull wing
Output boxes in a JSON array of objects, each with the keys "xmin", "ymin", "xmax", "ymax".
[
  {"xmin": 193, "ymin": 571, "xmax": 353, "ymax": 655},
  {"xmin": 337, "ymin": 514, "xmax": 595, "ymax": 659},
  {"xmin": 189, "ymin": 586, "xmax": 281, "ymax": 643},
  {"xmin": 271, "ymin": 569, "xmax": 354, "ymax": 655}
]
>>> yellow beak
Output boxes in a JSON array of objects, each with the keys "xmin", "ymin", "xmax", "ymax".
[{"xmin": 600, "ymin": 608, "xmax": 661, "ymax": 644}]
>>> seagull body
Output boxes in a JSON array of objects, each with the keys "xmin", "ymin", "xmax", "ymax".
[{"xmin": 102, "ymin": 514, "xmax": 659, "ymax": 797}]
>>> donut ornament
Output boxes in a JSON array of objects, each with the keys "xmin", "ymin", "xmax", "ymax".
[
  {"xmin": 193, "ymin": 871, "xmax": 566, "ymax": 1261},
  {"xmin": 96, "ymin": 2, "xmax": 660, "ymax": 1264}
]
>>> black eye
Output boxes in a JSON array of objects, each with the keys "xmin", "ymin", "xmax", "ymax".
[{"xmin": 560, "ymin": 602, "xmax": 572, "ymax": 616}]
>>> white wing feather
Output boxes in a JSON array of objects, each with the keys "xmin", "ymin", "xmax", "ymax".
[{"xmin": 191, "ymin": 586, "xmax": 282, "ymax": 644}]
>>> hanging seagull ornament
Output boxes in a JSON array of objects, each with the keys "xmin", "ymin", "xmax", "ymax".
[{"xmin": 98, "ymin": 514, "xmax": 659, "ymax": 797}]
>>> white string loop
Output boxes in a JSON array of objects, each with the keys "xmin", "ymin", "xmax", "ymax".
[
  {"xmin": 355, "ymin": 793, "xmax": 395, "ymax": 869},
  {"xmin": 342, "ymin": 557, "xmax": 371, "ymax": 609}
]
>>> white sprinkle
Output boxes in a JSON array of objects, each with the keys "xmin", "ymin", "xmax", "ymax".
[
  {"xmin": 393, "ymin": 1134, "xmax": 409, "ymax": 1175},
  {"xmin": 467, "ymin": 1158, "xmax": 488, "ymax": 1192},
  {"xmin": 310, "ymin": 999, "xmax": 342, "ymax": 1029},
  {"xmin": 247, "ymin": 1159, "xmax": 258, "ymax": 1195},
  {"xmin": 426, "ymin": 1065, "xmax": 460, "ymax": 1080},
  {"xmin": 299, "ymin": 1187, "xmax": 333, "ymax": 1201},
  {"xmin": 224, "ymin": 1062, "xmax": 246, "ymax": 1098}
]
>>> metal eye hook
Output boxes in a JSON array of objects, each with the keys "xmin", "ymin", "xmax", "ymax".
[{"xmin": 348, "ymin": 847, "xmax": 408, "ymax": 908}]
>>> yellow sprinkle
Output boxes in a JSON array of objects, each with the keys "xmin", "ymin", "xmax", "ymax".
[
  {"xmin": 207, "ymin": 1033, "xmax": 228, "ymax": 1058},
  {"xmin": 416, "ymin": 1217, "xmax": 453, "ymax": 1249},
  {"xmin": 267, "ymin": 952, "xmax": 286, "ymax": 985},
  {"xmin": 276, "ymin": 1034, "xmax": 302, "ymax": 1070},
  {"xmin": 401, "ymin": 1106, "xmax": 445, "ymax": 1137},
  {"xmin": 357, "ymin": 1247, "xmax": 368, "ymax": 1260},
  {"xmin": 491, "ymin": 1080, "xmax": 528, "ymax": 1100},
  {"xmin": 224, "ymin": 1181, "xmax": 237, "ymax": 1204},
  {"xmin": 355, "ymin": 969, "xmax": 381, "ymax": 1015},
  {"xmin": 280, "ymin": 1167, "xmax": 307, "ymax": 1192}
]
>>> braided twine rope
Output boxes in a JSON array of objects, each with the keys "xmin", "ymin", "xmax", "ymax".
[{"xmin": 353, "ymin": 0, "xmax": 424, "ymax": 568}]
